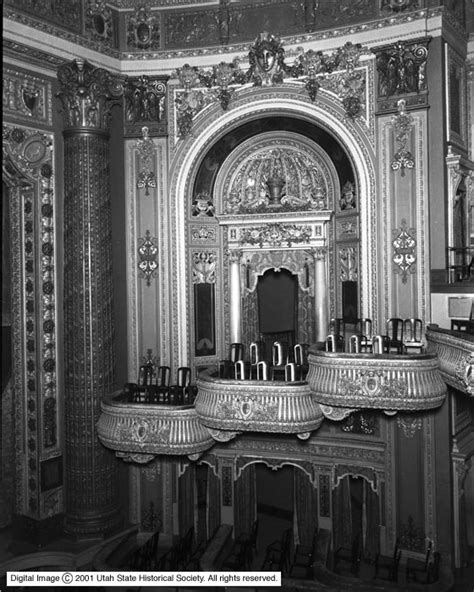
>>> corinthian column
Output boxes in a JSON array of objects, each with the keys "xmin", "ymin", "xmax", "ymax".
[
  {"xmin": 228, "ymin": 249, "xmax": 242, "ymax": 344},
  {"xmin": 313, "ymin": 247, "xmax": 328, "ymax": 342},
  {"xmin": 57, "ymin": 59, "xmax": 124, "ymax": 538}
]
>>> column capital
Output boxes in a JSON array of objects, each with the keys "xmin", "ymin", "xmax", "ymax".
[
  {"xmin": 57, "ymin": 59, "xmax": 124, "ymax": 131},
  {"xmin": 227, "ymin": 249, "xmax": 242, "ymax": 263},
  {"xmin": 311, "ymin": 246, "xmax": 327, "ymax": 261}
]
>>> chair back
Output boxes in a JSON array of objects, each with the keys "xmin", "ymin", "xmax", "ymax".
[
  {"xmin": 285, "ymin": 362, "xmax": 297, "ymax": 382},
  {"xmin": 249, "ymin": 341, "xmax": 265, "ymax": 365},
  {"xmin": 404, "ymin": 318, "xmax": 423, "ymax": 342},
  {"xmin": 234, "ymin": 359, "xmax": 246, "ymax": 380},
  {"xmin": 256, "ymin": 360, "xmax": 268, "ymax": 380},
  {"xmin": 138, "ymin": 363, "xmax": 155, "ymax": 386},
  {"xmin": 294, "ymin": 343, "xmax": 308, "ymax": 366},
  {"xmin": 272, "ymin": 341, "xmax": 288, "ymax": 366},
  {"xmin": 355, "ymin": 318, "xmax": 372, "ymax": 338},
  {"xmin": 329, "ymin": 318, "xmax": 345, "ymax": 338},
  {"xmin": 229, "ymin": 342, "xmax": 244, "ymax": 363},
  {"xmin": 423, "ymin": 540, "xmax": 432, "ymax": 569},
  {"xmin": 176, "ymin": 366, "xmax": 191, "ymax": 387},
  {"xmin": 326, "ymin": 334, "xmax": 343, "ymax": 352},
  {"xmin": 372, "ymin": 335, "xmax": 390, "ymax": 354},
  {"xmin": 349, "ymin": 334, "xmax": 362, "ymax": 353},
  {"xmin": 386, "ymin": 318, "xmax": 404, "ymax": 342},
  {"xmin": 156, "ymin": 366, "xmax": 170, "ymax": 387}
]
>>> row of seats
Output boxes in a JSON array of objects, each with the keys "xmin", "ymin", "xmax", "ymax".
[
  {"xmin": 123, "ymin": 365, "xmax": 197, "ymax": 405},
  {"xmin": 327, "ymin": 317, "xmax": 424, "ymax": 354},
  {"xmin": 220, "ymin": 341, "xmax": 309, "ymax": 381}
]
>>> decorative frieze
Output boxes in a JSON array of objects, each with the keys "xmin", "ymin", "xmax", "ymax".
[
  {"xmin": 195, "ymin": 373, "xmax": 324, "ymax": 438},
  {"xmin": 98, "ymin": 394, "xmax": 215, "ymax": 458},
  {"xmin": 124, "ymin": 77, "xmax": 167, "ymax": 137},
  {"xmin": 240, "ymin": 223, "xmax": 312, "ymax": 248},
  {"xmin": 307, "ymin": 349, "xmax": 447, "ymax": 415},
  {"xmin": 172, "ymin": 35, "xmax": 370, "ymax": 138}
]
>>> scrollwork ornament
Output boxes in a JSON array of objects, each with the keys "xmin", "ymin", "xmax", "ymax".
[
  {"xmin": 396, "ymin": 415, "xmax": 423, "ymax": 438},
  {"xmin": 136, "ymin": 127, "xmax": 157, "ymax": 196},
  {"xmin": 138, "ymin": 230, "xmax": 158, "ymax": 286},
  {"xmin": 392, "ymin": 219, "xmax": 416, "ymax": 283},
  {"xmin": 391, "ymin": 99, "xmax": 415, "ymax": 175}
]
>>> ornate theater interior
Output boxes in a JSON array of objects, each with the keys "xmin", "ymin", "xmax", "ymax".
[{"xmin": 2, "ymin": 0, "xmax": 474, "ymax": 589}]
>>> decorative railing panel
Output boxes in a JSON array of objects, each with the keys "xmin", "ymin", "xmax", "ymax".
[
  {"xmin": 195, "ymin": 374, "xmax": 323, "ymax": 440},
  {"xmin": 97, "ymin": 394, "xmax": 215, "ymax": 460},
  {"xmin": 307, "ymin": 349, "xmax": 447, "ymax": 419},
  {"xmin": 426, "ymin": 327, "xmax": 474, "ymax": 396}
]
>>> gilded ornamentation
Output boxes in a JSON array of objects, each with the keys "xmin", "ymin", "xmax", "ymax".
[
  {"xmin": 3, "ymin": 68, "xmax": 51, "ymax": 124},
  {"xmin": 127, "ymin": 4, "xmax": 161, "ymax": 51},
  {"xmin": 381, "ymin": 0, "xmax": 420, "ymax": 12},
  {"xmin": 136, "ymin": 127, "xmax": 157, "ymax": 196},
  {"xmin": 399, "ymin": 515, "xmax": 425, "ymax": 552},
  {"xmin": 340, "ymin": 181, "xmax": 356, "ymax": 210},
  {"xmin": 98, "ymin": 396, "xmax": 215, "ymax": 457},
  {"xmin": 86, "ymin": 0, "xmax": 114, "ymax": 45},
  {"xmin": 391, "ymin": 99, "xmax": 415, "ymax": 175},
  {"xmin": 335, "ymin": 464, "xmax": 378, "ymax": 492},
  {"xmin": 221, "ymin": 132, "xmax": 334, "ymax": 215},
  {"xmin": 339, "ymin": 247, "xmax": 358, "ymax": 282},
  {"xmin": 192, "ymin": 193, "xmax": 215, "ymax": 217},
  {"xmin": 172, "ymin": 37, "xmax": 370, "ymax": 136},
  {"xmin": 240, "ymin": 224, "xmax": 312, "ymax": 248},
  {"xmin": 396, "ymin": 415, "xmax": 423, "ymax": 438},
  {"xmin": 341, "ymin": 411, "xmax": 377, "ymax": 435},
  {"xmin": 392, "ymin": 219, "xmax": 416, "ymax": 282},
  {"xmin": 192, "ymin": 252, "xmax": 217, "ymax": 284},
  {"xmin": 138, "ymin": 230, "xmax": 159, "ymax": 286},
  {"xmin": 57, "ymin": 59, "xmax": 124, "ymax": 130},
  {"xmin": 190, "ymin": 226, "xmax": 217, "ymax": 242},
  {"xmin": 125, "ymin": 77, "xmax": 166, "ymax": 125},
  {"xmin": 3, "ymin": 124, "xmax": 59, "ymax": 518},
  {"xmin": 247, "ymin": 33, "xmax": 286, "ymax": 87},
  {"xmin": 376, "ymin": 39, "xmax": 429, "ymax": 98},
  {"xmin": 5, "ymin": 0, "xmax": 82, "ymax": 33},
  {"xmin": 195, "ymin": 373, "xmax": 323, "ymax": 435},
  {"xmin": 307, "ymin": 350, "xmax": 447, "ymax": 412}
]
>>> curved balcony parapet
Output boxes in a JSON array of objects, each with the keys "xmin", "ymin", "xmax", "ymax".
[
  {"xmin": 195, "ymin": 373, "xmax": 324, "ymax": 440},
  {"xmin": 307, "ymin": 349, "xmax": 447, "ymax": 418},
  {"xmin": 426, "ymin": 326, "xmax": 474, "ymax": 396},
  {"xmin": 97, "ymin": 393, "xmax": 215, "ymax": 460}
]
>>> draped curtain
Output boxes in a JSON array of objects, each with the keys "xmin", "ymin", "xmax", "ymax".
[
  {"xmin": 178, "ymin": 465, "xmax": 196, "ymax": 537},
  {"xmin": 363, "ymin": 480, "xmax": 380, "ymax": 560},
  {"xmin": 332, "ymin": 476, "xmax": 352, "ymax": 550},
  {"xmin": 242, "ymin": 290, "xmax": 259, "ymax": 352},
  {"xmin": 234, "ymin": 464, "xmax": 257, "ymax": 538},
  {"xmin": 207, "ymin": 466, "xmax": 221, "ymax": 540},
  {"xmin": 294, "ymin": 468, "xmax": 318, "ymax": 546}
]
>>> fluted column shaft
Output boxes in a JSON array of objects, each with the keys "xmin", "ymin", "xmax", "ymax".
[
  {"xmin": 228, "ymin": 250, "xmax": 242, "ymax": 344},
  {"xmin": 314, "ymin": 247, "xmax": 328, "ymax": 342},
  {"xmin": 58, "ymin": 59, "xmax": 123, "ymax": 538}
]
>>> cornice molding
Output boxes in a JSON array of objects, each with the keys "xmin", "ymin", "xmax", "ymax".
[{"xmin": 3, "ymin": 7, "xmax": 460, "ymax": 77}]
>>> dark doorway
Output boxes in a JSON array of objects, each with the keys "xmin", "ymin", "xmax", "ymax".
[{"xmin": 257, "ymin": 269, "xmax": 297, "ymax": 352}]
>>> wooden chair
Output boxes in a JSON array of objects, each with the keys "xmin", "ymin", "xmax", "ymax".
[
  {"xmin": 349, "ymin": 334, "xmax": 363, "ymax": 353},
  {"xmin": 289, "ymin": 527, "xmax": 318, "ymax": 578},
  {"xmin": 294, "ymin": 343, "xmax": 309, "ymax": 379},
  {"xmin": 374, "ymin": 537, "xmax": 401, "ymax": 582},
  {"xmin": 219, "ymin": 343, "xmax": 244, "ymax": 378},
  {"xmin": 404, "ymin": 318, "xmax": 424, "ymax": 353},
  {"xmin": 406, "ymin": 541, "xmax": 432, "ymax": 583},
  {"xmin": 372, "ymin": 334, "xmax": 390, "ymax": 354},
  {"xmin": 169, "ymin": 366, "xmax": 191, "ymax": 405},
  {"xmin": 234, "ymin": 519, "xmax": 259, "ymax": 567},
  {"xmin": 355, "ymin": 318, "xmax": 373, "ymax": 351},
  {"xmin": 152, "ymin": 365, "xmax": 170, "ymax": 403},
  {"xmin": 270, "ymin": 341, "xmax": 289, "ymax": 380},
  {"xmin": 256, "ymin": 360, "xmax": 268, "ymax": 380},
  {"xmin": 249, "ymin": 341, "xmax": 265, "ymax": 379},
  {"xmin": 386, "ymin": 318, "xmax": 405, "ymax": 353},
  {"xmin": 325, "ymin": 334, "xmax": 344, "ymax": 352},
  {"xmin": 329, "ymin": 318, "xmax": 345, "ymax": 339},
  {"xmin": 234, "ymin": 359, "xmax": 246, "ymax": 380}
]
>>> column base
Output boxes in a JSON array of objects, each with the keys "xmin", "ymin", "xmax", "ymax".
[{"xmin": 64, "ymin": 505, "xmax": 123, "ymax": 541}]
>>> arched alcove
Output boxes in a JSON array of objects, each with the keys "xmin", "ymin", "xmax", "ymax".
[{"xmin": 168, "ymin": 87, "xmax": 376, "ymax": 371}]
